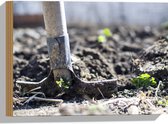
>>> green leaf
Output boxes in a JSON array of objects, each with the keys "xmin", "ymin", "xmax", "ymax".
[
  {"xmin": 139, "ymin": 73, "xmax": 150, "ymax": 79},
  {"xmin": 56, "ymin": 78, "xmax": 64, "ymax": 88},
  {"xmin": 98, "ymin": 35, "xmax": 106, "ymax": 43},
  {"xmin": 103, "ymin": 28, "xmax": 112, "ymax": 37},
  {"xmin": 131, "ymin": 73, "xmax": 157, "ymax": 88},
  {"xmin": 157, "ymin": 99, "xmax": 168, "ymax": 107},
  {"xmin": 55, "ymin": 78, "xmax": 70, "ymax": 89},
  {"xmin": 150, "ymin": 77, "xmax": 157, "ymax": 86}
]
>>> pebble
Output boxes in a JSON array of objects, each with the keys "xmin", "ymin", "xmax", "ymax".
[{"xmin": 127, "ymin": 105, "xmax": 139, "ymax": 114}]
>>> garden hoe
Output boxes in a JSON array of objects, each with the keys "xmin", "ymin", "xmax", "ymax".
[{"xmin": 16, "ymin": 1, "xmax": 120, "ymax": 101}]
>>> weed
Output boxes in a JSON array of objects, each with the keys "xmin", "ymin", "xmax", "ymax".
[
  {"xmin": 98, "ymin": 35, "xmax": 106, "ymax": 43},
  {"xmin": 97, "ymin": 28, "xmax": 112, "ymax": 43},
  {"xmin": 157, "ymin": 98, "xmax": 168, "ymax": 107},
  {"xmin": 56, "ymin": 78, "xmax": 70, "ymax": 89},
  {"xmin": 131, "ymin": 73, "xmax": 157, "ymax": 88},
  {"xmin": 103, "ymin": 28, "xmax": 112, "ymax": 37}
]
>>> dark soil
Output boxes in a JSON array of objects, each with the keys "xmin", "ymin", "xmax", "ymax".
[{"xmin": 13, "ymin": 26, "xmax": 168, "ymax": 116}]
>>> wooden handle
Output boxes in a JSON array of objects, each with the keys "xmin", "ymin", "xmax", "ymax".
[{"xmin": 42, "ymin": 1, "xmax": 67, "ymax": 37}]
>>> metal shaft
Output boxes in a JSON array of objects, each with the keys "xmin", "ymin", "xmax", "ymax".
[{"xmin": 42, "ymin": 1, "xmax": 71, "ymax": 81}]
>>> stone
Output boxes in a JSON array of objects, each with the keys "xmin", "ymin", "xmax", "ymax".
[{"xmin": 127, "ymin": 105, "xmax": 139, "ymax": 114}]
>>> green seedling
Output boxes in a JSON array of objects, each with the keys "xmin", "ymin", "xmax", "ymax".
[
  {"xmin": 103, "ymin": 28, "xmax": 112, "ymax": 37},
  {"xmin": 97, "ymin": 35, "xmax": 106, "ymax": 43},
  {"xmin": 56, "ymin": 78, "xmax": 70, "ymax": 89},
  {"xmin": 157, "ymin": 99, "xmax": 168, "ymax": 107},
  {"xmin": 97, "ymin": 28, "xmax": 112, "ymax": 43},
  {"xmin": 131, "ymin": 73, "xmax": 157, "ymax": 88}
]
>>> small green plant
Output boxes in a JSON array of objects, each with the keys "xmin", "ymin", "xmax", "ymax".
[
  {"xmin": 131, "ymin": 73, "xmax": 157, "ymax": 88},
  {"xmin": 157, "ymin": 99, "xmax": 168, "ymax": 107},
  {"xmin": 97, "ymin": 35, "xmax": 106, "ymax": 43},
  {"xmin": 56, "ymin": 78, "xmax": 70, "ymax": 89},
  {"xmin": 103, "ymin": 28, "xmax": 112, "ymax": 37},
  {"xmin": 97, "ymin": 28, "xmax": 112, "ymax": 43}
]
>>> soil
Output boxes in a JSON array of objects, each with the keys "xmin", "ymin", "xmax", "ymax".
[{"xmin": 13, "ymin": 25, "xmax": 168, "ymax": 116}]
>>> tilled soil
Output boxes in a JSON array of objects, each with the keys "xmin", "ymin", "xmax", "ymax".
[{"xmin": 13, "ymin": 26, "xmax": 168, "ymax": 116}]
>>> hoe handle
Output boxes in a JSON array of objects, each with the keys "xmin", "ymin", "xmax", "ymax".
[{"xmin": 42, "ymin": 1, "xmax": 67, "ymax": 37}]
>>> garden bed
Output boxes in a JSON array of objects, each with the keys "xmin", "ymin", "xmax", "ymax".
[{"xmin": 13, "ymin": 25, "xmax": 168, "ymax": 116}]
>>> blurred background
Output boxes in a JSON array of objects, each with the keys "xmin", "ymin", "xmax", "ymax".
[{"xmin": 14, "ymin": 1, "xmax": 168, "ymax": 27}]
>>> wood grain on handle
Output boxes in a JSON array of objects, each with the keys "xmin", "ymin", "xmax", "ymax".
[{"xmin": 42, "ymin": 1, "xmax": 67, "ymax": 37}]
